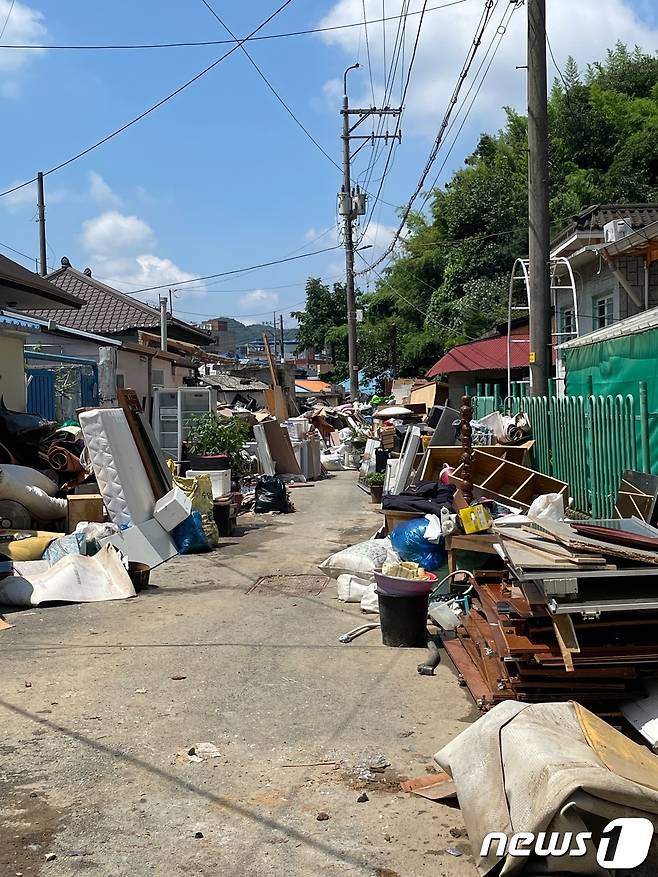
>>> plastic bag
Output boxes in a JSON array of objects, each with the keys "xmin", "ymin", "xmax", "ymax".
[
  {"xmin": 319, "ymin": 537, "xmax": 391, "ymax": 580},
  {"xmin": 172, "ymin": 472, "xmax": 219, "ymax": 547},
  {"xmin": 254, "ymin": 476, "xmax": 293, "ymax": 514},
  {"xmin": 172, "ymin": 511, "xmax": 210, "ymax": 554},
  {"xmin": 423, "ymin": 514, "xmax": 443, "ymax": 544},
  {"xmin": 390, "ymin": 518, "xmax": 446, "ymax": 571},
  {"xmin": 528, "ymin": 492, "xmax": 565, "ymax": 522}
]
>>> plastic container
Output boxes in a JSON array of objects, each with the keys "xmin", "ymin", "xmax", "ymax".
[
  {"xmin": 188, "ymin": 454, "xmax": 229, "ymax": 471},
  {"xmin": 374, "ymin": 570, "xmax": 435, "ymax": 597},
  {"xmin": 378, "ymin": 592, "xmax": 429, "ymax": 648},
  {"xmin": 286, "ymin": 417, "xmax": 310, "ymax": 441},
  {"xmin": 186, "ymin": 469, "xmax": 231, "ymax": 499}
]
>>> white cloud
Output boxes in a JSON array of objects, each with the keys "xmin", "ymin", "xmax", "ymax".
[
  {"xmin": 80, "ymin": 209, "xmax": 204, "ymax": 299},
  {"xmin": 89, "ymin": 172, "xmax": 121, "ymax": 208},
  {"xmin": 0, "ymin": 0, "xmax": 47, "ymax": 96},
  {"xmin": 356, "ymin": 219, "xmax": 399, "ymax": 251},
  {"xmin": 1, "ymin": 178, "xmax": 67, "ymax": 212},
  {"xmin": 237, "ymin": 289, "xmax": 281, "ymax": 321},
  {"xmin": 317, "ymin": 0, "xmax": 658, "ymax": 141},
  {"xmin": 81, "ymin": 210, "xmax": 155, "ymax": 256}
]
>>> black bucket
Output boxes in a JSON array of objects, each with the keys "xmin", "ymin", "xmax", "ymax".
[{"xmin": 378, "ymin": 592, "xmax": 429, "ymax": 648}]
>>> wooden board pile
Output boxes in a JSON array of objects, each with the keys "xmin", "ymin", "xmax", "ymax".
[{"xmin": 444, "ymin": 518, "xmax": 658, "ymax": 718}]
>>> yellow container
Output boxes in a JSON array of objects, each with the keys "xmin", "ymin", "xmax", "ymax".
[{"xmin": 459, "ymin": 504, "xmax": 493, "ymax": 534}]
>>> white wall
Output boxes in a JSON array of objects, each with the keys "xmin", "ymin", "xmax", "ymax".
[{"xmin": 0, "ymin": 331, "xmax": 26, "ymax": 410}]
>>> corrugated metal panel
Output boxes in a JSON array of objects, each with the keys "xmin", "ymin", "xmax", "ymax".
[
  {"xmin": 26, "ymin": 368, "xmax": 56, "ymax": 420},
  {"xmin": 80, "ymin": 370, "xmax": 99, "ymax": 407}
]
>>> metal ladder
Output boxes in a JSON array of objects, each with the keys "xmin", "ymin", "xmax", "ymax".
[{"xmin": 507, "ymin": 256, "xmax": 579, "ymax": 396}]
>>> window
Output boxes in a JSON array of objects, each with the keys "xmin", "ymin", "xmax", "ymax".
[
  {"xmin": 559, "ymin": 307, "xmax": 576, "ymax": 340},
  {"xmin": 593, "ymin": 294, "xmax": 614, "ymax": 329},
  {"xmin": 152, "ymin": 369, "xmax": 165, "ymax": 389},
  {"xmin": 116, "ymin": 373, "xmax": 125, "ymax": 389}
]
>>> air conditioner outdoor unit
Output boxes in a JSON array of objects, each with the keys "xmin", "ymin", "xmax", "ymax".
[{"xmin": 604, "ymin": 219, "xmax": 633, "ymax": 243}]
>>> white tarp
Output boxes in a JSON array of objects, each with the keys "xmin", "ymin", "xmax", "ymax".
[
  {"xmin": 0, "ymin": 544, "xmax": 136, "ymax": 606},
  {"xmin": 435, "ymin": 701, "xmax": 658, "ymax": 875}
]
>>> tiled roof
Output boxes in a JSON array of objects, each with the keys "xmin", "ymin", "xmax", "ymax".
[
  {"xmin": 296, "ymin": 379, "xmax": 332, "ymax": 393},
  {"xmin": 24, "ymin": 265, "xmax": 210, "ymax": 344},
  {"xmin": 551, "ymin": 203, "xmax": 658, "ymax": 249},
  {"xmin": 0, "ymin": 253, "xmax": 82, "ymax": 310},
  {"xmin": 200, "ymin": 373, "xmax": 269, "ymax": 391}
]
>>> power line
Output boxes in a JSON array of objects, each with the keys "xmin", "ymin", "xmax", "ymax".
[
  {"xmin": 362, "ymin": 0, "xmax": 377, "ymax": 108},
  {"xmin": 358, "ymin": 0, "xmax": 428, "ymax": 246},
  {"xmin": 356, "ymin": 0, "xmax": 508, "ymax": 275},
  {"xmin": 418, "ymin": 0, "xmax": 514, "ymax": 211},
  {"xmin": 117, "ymin": 244, "xmax": 342, "ymax": 295},
  {"xmin": 174, "ymin": 298, "xmax": 308, "ymax": 319},
  {"xmin": 0, "ymin": 0, "xmax": 296, "ymax": 201},
  {"xmin": 199, "ymin": 0, "xmax": 340, "ymax": 170},
  {"xmin": 0, "ymin": 1, "xmax": 470, "ymax": 51},
  {"xmin": 0, "ymin": 0, "xmax": 16, "ymax": 41}
]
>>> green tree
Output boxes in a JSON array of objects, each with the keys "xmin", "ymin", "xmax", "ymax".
[
  {"xmin": 299, "ymin": 44, "xmax": 658, "ymax": 384},
  {"xmin": 290, "ymin": 277, "xmax": 348, "ymax": 378}
]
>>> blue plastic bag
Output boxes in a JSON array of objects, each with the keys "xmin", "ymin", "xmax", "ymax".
[
  {"xmin": 390, "ymin": 517, "xmax": 446, "ymax": 571},
  {"xmin": 172, "ymin": 511, "xmax": 210, "ymax": 554}
]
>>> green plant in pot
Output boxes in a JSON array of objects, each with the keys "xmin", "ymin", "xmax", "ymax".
[
  {"xmin": 186, "ymin": 413, "xmax": 251, "ymax": 480},
  {"xmin": 366, "ymin": 470, "xmax": 385, "ymax": 503}
]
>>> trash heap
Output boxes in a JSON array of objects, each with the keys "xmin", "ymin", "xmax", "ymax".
[{"xmin": 445, "ymin": 513, "xmax": 658, "ymax": 722}]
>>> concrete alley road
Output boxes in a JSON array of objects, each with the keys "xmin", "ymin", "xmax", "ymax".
[{"xmin": 0, "ymin": 472, "xmax": 478, "ymax": 877}]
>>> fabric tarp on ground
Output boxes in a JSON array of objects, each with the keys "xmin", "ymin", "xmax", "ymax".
[
  {"xmin": 435, "ymin": 700, "xmax": 658, "ymax": 876},
  {"xmin": 0, "ymin": 544, "xmax": 136, "ymax": 606}
]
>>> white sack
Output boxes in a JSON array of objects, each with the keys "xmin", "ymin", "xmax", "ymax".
[
  {"xmin": 336, "ymin": 574, "xmax": 371, "ymax": 602},
  {"xmin": 0, "ymin": 468, "xmax": 66, "ymax": 520},
  {"xmin": 319, "ymin": 537, "xmax": 391, "ymax": 580},
  {"xmin": 0, "ymin": 465, "xmax": 58, "ymax": 496},
  {"xmin": 0, "ymin": 544, "xmax": 136, "ymax": 607},
  {"xmin": 360, "ymin": 582, "xmax": 379, "ymax": 613}
]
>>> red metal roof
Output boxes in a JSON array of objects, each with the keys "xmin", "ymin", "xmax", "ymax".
[{"xmin": 426, "ymin": 334, "xmax": 529, "ymax": 377}]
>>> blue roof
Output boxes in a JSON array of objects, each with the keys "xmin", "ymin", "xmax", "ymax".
[
  {"xmin": 0, "ymin": 313, "xmax": 41, "ymax": 331},
  {"xmin": 340, "ymin": 370, "xmax": 379, "ymax": 396}
]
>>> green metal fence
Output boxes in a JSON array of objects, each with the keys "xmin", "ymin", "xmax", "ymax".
[{"xmin": 470, "ymin": 385, "xmax": 651, "ymax": 517}]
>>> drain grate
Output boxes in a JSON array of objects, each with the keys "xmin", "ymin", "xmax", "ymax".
[{"xmin": 247, "ymin": 574, "xmax": 328, "ymax": 597}]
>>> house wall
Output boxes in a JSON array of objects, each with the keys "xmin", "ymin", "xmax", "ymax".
[
  {"xmin": 556, "ymin": 256, "xmax": 658, "ymax": 336},
  {"xmin": 117, "ymin": 349, "xmax": 150, "ymax": 407},
  {"xmin": 0, "ymin": 331, "xmax": 27, "ymax": 411}
]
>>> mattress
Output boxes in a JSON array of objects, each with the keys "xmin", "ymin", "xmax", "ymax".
[{"xmin": 79, "ymin": 408, "xmax": 156, "ymax": 528}]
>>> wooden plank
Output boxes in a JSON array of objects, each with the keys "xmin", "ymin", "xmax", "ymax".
[
  {"xmin": 118, "ymin": 388, "xmax": 172, "ymax": 500},
  {"xmin": 551, "ymin": 613, "xmax": 580, "ymax": 673}
]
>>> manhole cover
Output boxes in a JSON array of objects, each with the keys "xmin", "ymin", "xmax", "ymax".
[{"xmin": 247, "ymin": 575, "xmax": 328, "ymax": 596}]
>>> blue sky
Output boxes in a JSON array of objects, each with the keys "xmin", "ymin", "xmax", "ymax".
[{"xmin": 0, "ymin": 0, "xmax": 656, "ymax": 326}]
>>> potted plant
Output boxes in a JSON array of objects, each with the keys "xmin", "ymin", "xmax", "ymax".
[
  {"xmin": 186, "ymin": 413, "xmax": 251, "ymax": 480},
  {"xmin": 366, "ymin": 471, "xmax": 386, "ymax": 503}
]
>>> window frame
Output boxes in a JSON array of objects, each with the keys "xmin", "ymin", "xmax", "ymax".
[{"xmin": 592, "ymin": 293, "xmax": 614, "ymax": 330}]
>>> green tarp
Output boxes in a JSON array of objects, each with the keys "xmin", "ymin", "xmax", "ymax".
[{"xmin": 565, "ymin": 329, "xmax": 658, "ymax": 472}]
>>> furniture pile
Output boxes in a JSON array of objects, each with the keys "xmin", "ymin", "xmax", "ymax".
[{"xmin": 444, "ymin": 516, "xmax": 658, "ymax": 719}]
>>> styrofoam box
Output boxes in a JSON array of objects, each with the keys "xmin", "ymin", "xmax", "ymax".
[
  {"xmin": 153, "ymin": 486, "xmax": 192, "ymax": 532},
  {"xmin": 187, "ymin": 469, "xmax": 232, "ymax": 499}
]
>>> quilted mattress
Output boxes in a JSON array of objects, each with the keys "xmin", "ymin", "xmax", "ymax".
[{"xmin": 79, "ymin": 408, "xmax": 155, "ymax": 528}]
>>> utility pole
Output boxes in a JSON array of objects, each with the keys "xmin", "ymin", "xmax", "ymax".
[
  {"xmin": 159, "ymin": 295, "xmax": 168, "ymax": 352},
  {"xmin": 272, "ymin": 312, "xmax": 277, "ymax": 359},
  {"xmin": 279, "ymin": 314, "xmax": 285, "ymax": 363},
  {"xmin": 339, "ymin": 64, "xmax": 401, "ymax": 399},
  {"xmin": 527, "ymin": 0, "xmax": 551, "ymax": 396},
  {"xmin": 37, "ymin": 171, "xmax": 47, "ymax": 276},
  {"xmin": 169, "ymin": 288, "xmax": 174, "ymax": 317}
]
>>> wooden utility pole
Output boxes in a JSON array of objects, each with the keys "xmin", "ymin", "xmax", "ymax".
[
  {"xmin": 279, "ymin": 314, "xmax": 285, "ymax": 362},
  {"xmin": 37, "ymin": 171, "xmax": 47, "ymax": 276},
  {"xmin": 527, "ymin": 0, "xmax": 551, "ymax": 396}
]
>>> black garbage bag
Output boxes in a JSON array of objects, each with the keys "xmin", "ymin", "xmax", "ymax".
[
  {"xmin": 0, "ymin": 397, "xmax": 57, "ymax": 467},
  {"xmin": 254, "ymin": 475, "xmax": 294, "ymax": 514}
]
